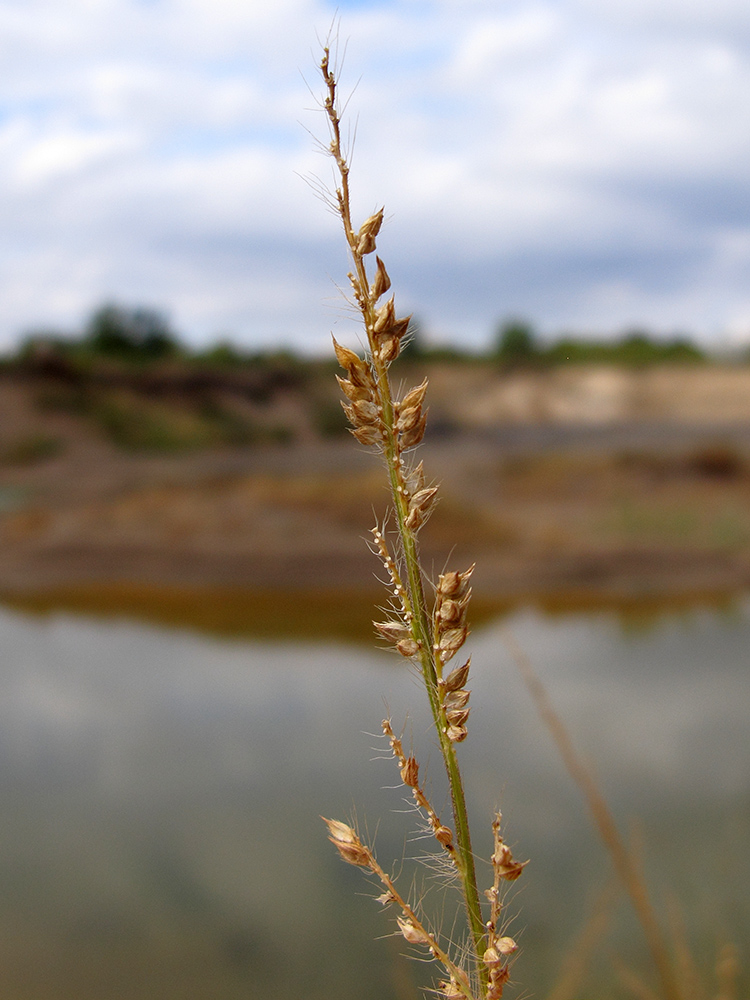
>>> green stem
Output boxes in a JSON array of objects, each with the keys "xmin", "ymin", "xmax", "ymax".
[{"xmin": 322, "ymin": 49, "xmax": 487, "ymax": 991}]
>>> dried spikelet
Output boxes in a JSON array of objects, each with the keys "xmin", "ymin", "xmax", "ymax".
[
  {"xmin": 444, "ymin": 689, "xmax": 470, "ymax": 711},
  {"xmin": 434, "ymin": 825, "xmax": 454, "ymax": 848},
  {"xmin": 445, "ymin": 707, "xmax": 470, "ymax": 728},
  {"xmin": 335, "ymin": 373, "xmax": 371, "ymax": 402},
  {"xmin": 400, "ymin": 410, "xmax": 428, "ymax": 449},
  {"xmin": 351, "ymin": 398, "xmax": 379, "ymax": 423},
  {"xmin": 438, "ymin": 564, "xmax": 475, "ymax": 599},
  {"xmin": 439, "ymin": 626, "xmax": 468, "ymax": 661},
  {"xmin": 373, "ymin": 296, "xmax": 395, "ymax": 334},
  {"xmin": 399, "ymin": 379, "xmax": 429, "ymax": 413},
  {"xmin": 438, "ymin": 599, "xmax": 465, "ymax": 624},
  {"xmin": 323, "ymin": 817, "xmax": 372, "ymax": 867},
  {"xmin": 378, "ymin": 333, "xmax": 401, "ymax": 364},
  {"xmin": 371, "ymin": 256, "xmax": 391, "ymax": 300},
  {"xmin": 397, "ymin": 916, "xmax": 433, "ymax": 947},
  {"xmin": 442, "ymin": 658, "xmax": 471, "ymax": 693},
  {"xmin": 356, "ymin": 208, "xmax": 384, "ymax": 255},
  {"xmin": 374, "ymin": 620, "xmax": 410, "ymax": 643},
  {"xmin": 446, "ymin": 723, "xmax": 468, "ymax": 743},
  {"xmin": 396, "ymin": 637, "xmax": 420, "ymax": 657},
  {"xmin": 376, "ymin": 890, "xmax": 396, "ymax": 906},
  {"xmin": 351, "ymin": 424, "xmax": 383, "ymax": 446},
  {"xmin": 332, "ymin": 336, "xmax": 364, "ymax": 376},
  {"xmin": 400, "ymin": 756, "xmax": 419, "ymax": 787},
  {"xmin": 397, "ymin": 404, "xmax": 423, "ymax": 433},
  {"xmin": 487, "ymin": 964, "xmax": 511, "ymax": 999},
  {"xmin": 405, "ymin": 486, "xmax": 438, "ymax": 531},
  {"xmin": 491, "ymin": 823, "xmax": 528, "ymax": 883}
]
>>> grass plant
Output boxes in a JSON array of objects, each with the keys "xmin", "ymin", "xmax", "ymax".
[
  {"xmin": 313, "ymin": 45, "xmax": 526, "ymax": 1000},
  {"xmin": 311, "ymin": 39, "xmax": 740, "ymax": 1000}
]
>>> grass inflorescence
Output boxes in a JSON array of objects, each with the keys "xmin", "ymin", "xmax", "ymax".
[
  {"xmin": 311, "ymin": 35, "xmax": 740, "ymax": 1000},
  {"xmin": 313, "ymin": 44, "xmax": 526, "ymax": 1000}
]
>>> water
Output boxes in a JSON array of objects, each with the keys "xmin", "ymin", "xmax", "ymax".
[{"xmin": 0, "ymin": 599, "xmax": 747, "ymax": 999}]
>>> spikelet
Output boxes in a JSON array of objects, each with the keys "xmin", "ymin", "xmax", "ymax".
[{"xmin": 356, "ymin": 208, "xmax": 384, "ymax": 255}]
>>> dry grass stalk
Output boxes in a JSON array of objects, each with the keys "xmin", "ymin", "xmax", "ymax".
[
  {"xmin": 312, "ymin": 42, "xmax": 526, "ymax": 999},
  {"xmin": 500, "ymin": 626, "xmax": 743, "ymax": 1000},
  {"xmin": 500, "ymin": 625, "xmax": 682, "ymax": 1000}
]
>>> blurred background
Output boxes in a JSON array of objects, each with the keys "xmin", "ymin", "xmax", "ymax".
[{"xmin": 0, "ymin": 0, "xmax": 748, "ymax": 997}]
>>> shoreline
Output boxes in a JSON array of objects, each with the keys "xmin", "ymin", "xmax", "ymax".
[{"xmin": 2, "ymin": 548, "xmax": 747, "ymax": 641}]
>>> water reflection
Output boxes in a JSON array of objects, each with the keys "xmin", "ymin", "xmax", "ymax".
[{"xmin": 0, "ymin": 601, "xmax": 747, "ymax": 999}]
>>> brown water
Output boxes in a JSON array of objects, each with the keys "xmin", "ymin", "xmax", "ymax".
[{"xmin": 0, "ymin": 598, "xmax": 746, "ymax": 999}]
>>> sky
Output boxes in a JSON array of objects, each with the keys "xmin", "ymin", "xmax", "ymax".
[{"xmin": 0, "ymin": 0, "xmax": 749, "ymax": 354}]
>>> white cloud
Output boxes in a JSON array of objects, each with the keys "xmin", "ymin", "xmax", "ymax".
[{"xmin": 0, "ymin": 0, "xmax": 747, "ymax": 349}]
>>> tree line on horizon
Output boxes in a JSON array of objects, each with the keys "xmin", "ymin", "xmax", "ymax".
[{"xmin": 7, "ymin": 302, "xmax": 720, "ymax": 369}]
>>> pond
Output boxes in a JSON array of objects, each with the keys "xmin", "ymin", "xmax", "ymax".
[{"xmin": 0, "ymin": 597, "xmax": 747, "ymax": 999}]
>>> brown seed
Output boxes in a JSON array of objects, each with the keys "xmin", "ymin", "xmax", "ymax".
[
  {"xmin": 351, "ymin": 398, "xmax": 379, "ymax": 423},
  {"xmin": 438, "ymin": 599, "xmax": 462, "ymax": 624},
  {"xmin": 371, "ymin": 256, "xmax": 391, "ymax": 300},
  {"xmin": 334, "ymin": 839, "xmax": 371, "ymax": 866},
  {"xmin": 446, "ymin": 707, "xmax": 470, "ymax": 727},
  {"xmin": 400, "ymin": 756, "xmax": 419, "ymax": 787},
  {"xmin": 446, "ymin": 724, "xmax": 468, "ymax": 743},
  {"xmin": 497, "ymin": 937, "xmax": 518, "ymax": 955},
  {"xmin": 351, "ymin": 425, "xmax": 382, "ymax": 446},
  {"xmin": 332, "ymin": 336, "xmax": 361, "ymax": 373},
  {"xmin": 443, "ymin": 658, "xmax": 471, "ymax": 692},
  {"xmin": 374, "ymin": 621, "xmax": 410, "ymax": 643},
  {"xmin": 335, "ymin": 374, "xmax": 371, "ymax": 402},
  {"xmin": 400, "ymin": 410, "xmax": 427, "ymax": 449},
  {"xmin": 323, "ymin": 817, "xmax": 372, "ymax": 867},
  {"xmin": 438, "ymin": 571, "xmax": 461, "ymax": 597},
  {"xmin": 356, "ymin": 208, "xmax": 384, "ymax": 256},
  {"xmin": 396, "ymin": 637, "xmax": 420, "ymax": 658},
  {"xmin": 409, "ymin": 486, "xmax": 438, "ymax": 518},
  {"xmin": 439, "ymin": 626, "xmax": 468, "ymax": 659},
  {"xmin": 373, "ymin": 296, "xmax": 395, "ymax": 334},
  {"xmin": 400, "ymin": 379, "xmax": 429, "ymax": 412},
  {"xmin": 435, "ymin": 825, "xmax": 454, "ymax": 848},
  {"xmin": 379, "ymin": 334, "xmax": 401, "ymax": 363},
  {"xmin": 396, "ymin": 404, "xmax": 422, "ymax": 433},
  {"xmin": 492, "ymin": 843, "xmax": 528, "ymax": 881},
  {"xmin": 444, "ymin": 689, "xmax": 470, "ymax": 711},
  {"xmin": 397, "ymin": 917, "xmax": 431, "ymax": 946},
  {"xmin": 390, "ymin": 315, "xmax": 411, "ymax": 341}
]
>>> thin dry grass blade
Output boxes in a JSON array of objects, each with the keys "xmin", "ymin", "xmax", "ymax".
[
  {"xmin": 545, "ymin": 878, "xmax": 619, "ymax": 1000},
  {"xmin": 500, "ymin": 626, "xmax": 682, "ymax": 1000},
  {"xmin": 714, "ymin": 942, "xmax": 740, "ymax": 1000}
]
